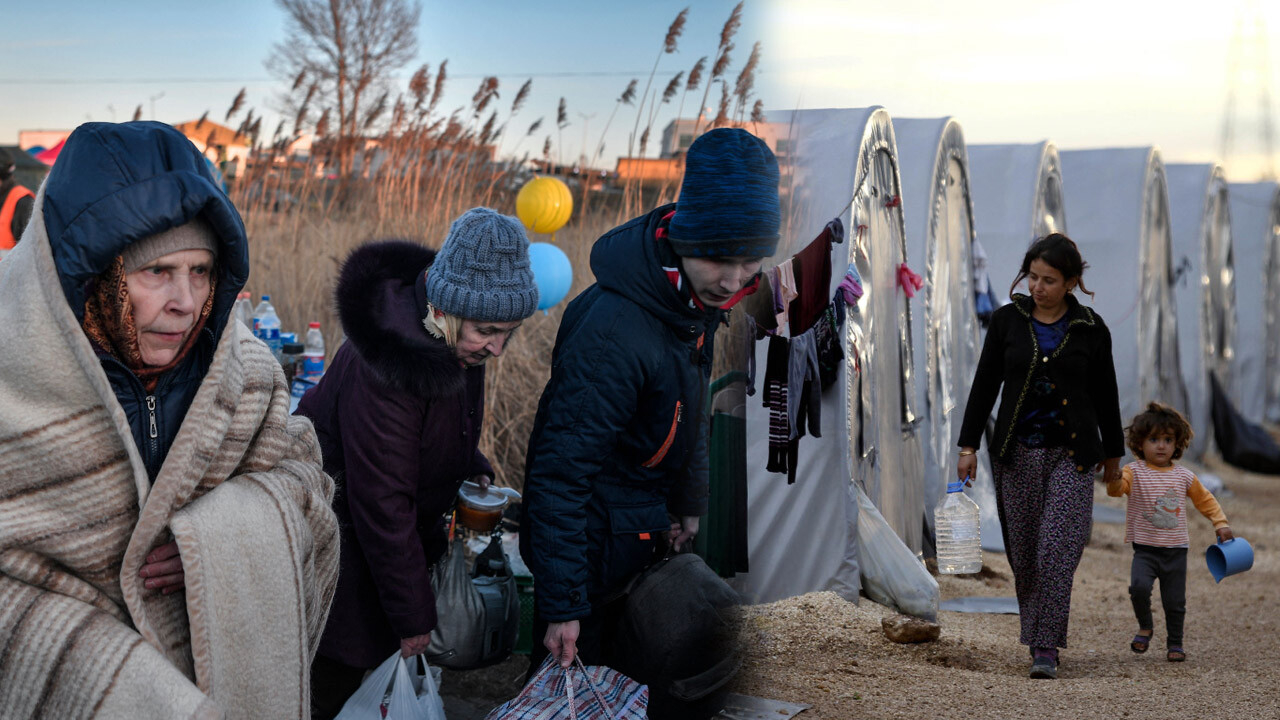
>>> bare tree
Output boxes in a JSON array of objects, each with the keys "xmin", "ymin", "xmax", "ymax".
[{"xmin": 266, "ymin": 0, "xmax": 422, "ymax": 176}]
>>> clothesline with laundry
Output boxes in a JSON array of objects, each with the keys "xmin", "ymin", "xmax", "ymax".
[{"xmin": 742, "ymin": 214, "xmax": 922, "ymax": 482}]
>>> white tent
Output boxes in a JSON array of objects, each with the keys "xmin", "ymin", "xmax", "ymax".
[
  {"xmin": 1058, "ymin": 148, "xmax": 1188, "ymax": 426},
  {"xmin": 734, "ymin": 107, "xmax": 925, "ymax": 604},
  {"xmin": 1226, "ymin": 181, "xmax": 1280, "ymax": 424},
  {"xmin": 966, "ymin": 143, "xmax": 1068, "ymax": 300},
  {"xmin": 893, "ymin": 117, "xmax": 1002, "ymax": 552},
  {"xmin": 1167, "ymin": 163, "xmax": 1238, "ymax": 457}
]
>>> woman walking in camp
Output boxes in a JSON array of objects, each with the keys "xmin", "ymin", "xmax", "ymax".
[
  {"xmin": 957, "ymin": 233, "xmax": 1124, "ymax": 680},
  {"xmin": 296, "ymin": 208, "xmax": 539, "ymax": 719}
]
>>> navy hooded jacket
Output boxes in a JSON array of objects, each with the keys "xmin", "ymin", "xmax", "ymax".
[
  {"xmin": 42, "ymin": 121, "xmax": 250, "ymax": 480},
  {"xmin": 521, "ymin": 205, "xmax": 728, "ymax": 622}
]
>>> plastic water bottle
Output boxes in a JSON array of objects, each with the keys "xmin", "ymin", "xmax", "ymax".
[
  {"xmin": 302, "ymin": 322, "xmax": 325, "ymax": 378},
  {"xmin": 233, "ymin": 292, "xmax": 253, "ymax": 329},
  {"xmin": 254, "ymin": 296, "xmax": 283, "ymax": 361},
  {"xmin": 252, "ymin": 295, "xmax": 272, "ymax": 333},
  {"xmin": 934, "ymin": 478, "xmax": 982, "ymax": 574}
]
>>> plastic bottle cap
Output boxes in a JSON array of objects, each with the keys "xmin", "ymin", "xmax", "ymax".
[
  {"xmin": 261, "ymin": 295, "xmax": 270, "ymax": 301},
  {"xmin": 309, "ymin": 322, "xmax": 321, "ymax": 328},
  {"xmin": 946, "ymin": 480, "xmax": 966, "ymax": 493}
]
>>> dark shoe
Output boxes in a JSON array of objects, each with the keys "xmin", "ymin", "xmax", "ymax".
[
  {"xmin": 1029, "ymin": 648, "xmax": 1058, "ymax": 679},
  {"xmin": 1131, "ymin": 631, "xmax": 1152, "ymax": 654},
  {"xmin": 1167, "ymin": 646, "xmax": 1187, "ymax": 662}
]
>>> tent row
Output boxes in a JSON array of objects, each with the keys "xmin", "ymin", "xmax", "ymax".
[{"xmin": 729, "ymin": 106, "xmax": 1280, "ymax": 608}]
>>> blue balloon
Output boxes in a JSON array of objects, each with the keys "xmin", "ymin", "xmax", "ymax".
[{"xmin": 529, "ymin": 242, "xmax": 572, "ymax": 311}]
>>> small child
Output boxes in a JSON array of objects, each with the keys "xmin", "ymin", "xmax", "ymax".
[{"xmin": 1106, "ymin": 402, "xmax": 1232, "ymax": 663}]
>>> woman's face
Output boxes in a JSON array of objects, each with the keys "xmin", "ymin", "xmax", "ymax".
[
  {"xmin": 126, "ymin": 249, "xmax": 214, "ymax": 366},
  {"xmin": 454, "ymin": 319, "xmax": 522, "ymax": 367},
  {"xmin": 1026, "ymin": 258, "xmax": 1076, "ymax": 312}
]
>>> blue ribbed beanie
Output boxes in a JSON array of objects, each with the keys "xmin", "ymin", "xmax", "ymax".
[
  {"xmin": 667, "ymin": 128, "xmax": 780, "ymax": 258},
  {"xmin": 424, "ymin": 207, "xmax": 539, "ymax": 322}
]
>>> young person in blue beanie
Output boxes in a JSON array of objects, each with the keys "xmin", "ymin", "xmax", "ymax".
[{"xmin": 521, "ymin": 127, "xmax": 780, "ymax": 717}]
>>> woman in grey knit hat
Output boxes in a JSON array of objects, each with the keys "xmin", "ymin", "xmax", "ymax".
[{"xmin": 296, "ymin": 207, "xmax": 539, "ymax": 719}]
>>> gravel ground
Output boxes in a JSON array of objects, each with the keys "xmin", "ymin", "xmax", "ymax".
[{"xmin": 731, "ymin": 455, "xmax": 1280, "ymax": 719}]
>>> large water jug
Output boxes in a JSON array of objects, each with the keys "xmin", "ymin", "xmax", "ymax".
[{"xmin": 934, "ymin": 479, "xmax": 982, "ymax": 574}]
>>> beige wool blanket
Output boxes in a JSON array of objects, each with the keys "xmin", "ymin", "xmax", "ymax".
[{"xmin": 0, "ymin": 188, "xmax": 340, "ymax": 719}]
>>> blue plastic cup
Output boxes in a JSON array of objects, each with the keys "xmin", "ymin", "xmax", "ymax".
[{"xmin": 1205, "ymin": 537, "xmax": 1253, "ymax": 583}]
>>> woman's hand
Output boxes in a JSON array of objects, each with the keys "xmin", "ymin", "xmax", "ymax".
[
  {"xmin": 139, "ymin": 541, "xmax": 185, "ymax": 595},
  {"xmin": 1096, "ymin": 456, "xmax": 1122, "ymax": 484},
  {"xmin": 545, "ymin": 620, "xmax": 580, "ymax": 667},
  {"xmin": 401, "ymin": 633, "xmax": 432, "ymax": 658},
  {"xmin": 957, "ymin": 448, "xmax": 977, "ymax": 483}
]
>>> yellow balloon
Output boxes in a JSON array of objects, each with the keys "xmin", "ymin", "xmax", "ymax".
[{"xmin": 516, "ymin": 177, "xmax": 573, "ymax": 235}]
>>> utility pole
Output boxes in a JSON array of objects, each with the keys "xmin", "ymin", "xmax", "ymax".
[
  {"xmin": 577, "ymin": 111, "xmax": 597, "ymax": 169},
  {"xmin": 1220, "ymin": 2, "xmax": 1276, "ymax": 181},
  {"xmin": 149, "ymin": 91, "xmax": 166, "ymax": 122}
]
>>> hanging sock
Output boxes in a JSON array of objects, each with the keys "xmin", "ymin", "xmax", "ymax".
[
  {"xmin": 764, "ymin": 335, "xmax": 791, "ymax": 474},
  {"xmin": 787, "ymin": 328, "xmax": 822, "ymax": 441},
  {"xmin": 839, "ymin": 263, "xmax": 864, "ymax": 307},
  {"xmin": 897, "ymin": 263, "xmax": 924, "ymax": 298}
]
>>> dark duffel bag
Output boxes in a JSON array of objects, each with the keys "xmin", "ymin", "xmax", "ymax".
[{"xmin": 612, "ymin": 552, "xmax": 742, "ymax": 720}]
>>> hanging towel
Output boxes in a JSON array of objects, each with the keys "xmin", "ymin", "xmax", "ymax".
[
  {"xmin": 789, "ymin": 219, "xmax": 842, "ymax": 335},
  {"xmin": 774, "ymin": 260, "xmax": 798, "ymax": 332}
]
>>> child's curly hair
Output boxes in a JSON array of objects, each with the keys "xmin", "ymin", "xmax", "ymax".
[{"xmin": 1125, "ymin": 401, "xmax": 1194, "ymax": 461}]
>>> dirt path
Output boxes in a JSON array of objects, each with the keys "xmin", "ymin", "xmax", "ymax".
[{"xmin": 732, "ymin": 456, "xmax": 1280, "ymax": 718}]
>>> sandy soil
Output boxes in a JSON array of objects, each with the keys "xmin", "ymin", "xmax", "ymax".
[{"xmin": 731, "ymin": 455, "xmax": 1280, "ymax": 719}]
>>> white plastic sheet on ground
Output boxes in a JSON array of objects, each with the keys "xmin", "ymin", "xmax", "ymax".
[
  {"xmin": 966, "ymin": 142, "xmax": 1068, "ymax": 301},
  {"xmin": 1058, "ymin": 148, "xmax": 1188, "ymax": 425},
  {"xmin": 1226, "ymin": 181, "xmax": 1280, "ymax": 424},
  {"xmin": 1167, "ymin": 163, "xmax": 1238, "ymax": 458},
  {"xmin": 734, "ymin": 107, "xmax": 925, "ymax": 606},
  {"xmin": 894, "ymin": 117, "xmax": 1002, "ymax": 553}
]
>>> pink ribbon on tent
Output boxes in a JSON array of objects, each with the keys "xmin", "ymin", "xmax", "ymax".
[
  {"xmin": 884, "ymin": 195, "xmax": 901, "ymax": 208},
  {"xmin": 897, "ymin": 263, "xmax": 923, "ymax": 298}
]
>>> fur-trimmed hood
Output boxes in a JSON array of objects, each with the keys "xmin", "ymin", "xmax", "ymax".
[{"xmin": 335, "ymin": 239, "xmax": 465, "ymax": 400}]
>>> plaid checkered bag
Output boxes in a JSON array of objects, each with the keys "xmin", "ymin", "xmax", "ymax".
[{"xmin": 485, "ymin": 656, "xmax": 647, "ymax": 720}]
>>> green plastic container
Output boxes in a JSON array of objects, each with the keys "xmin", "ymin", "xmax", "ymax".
[{"xmin": 514, "ymin": 575, "xmax": 535, "ymax": 654}]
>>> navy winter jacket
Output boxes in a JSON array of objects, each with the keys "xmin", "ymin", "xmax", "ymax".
[
  {"xmin": 42, "ymin": 121, "xmax": 250, "ymax": 481},
  {"xmin": 521, "ymin": 205, "xmax": 726, "ymax": 622}
]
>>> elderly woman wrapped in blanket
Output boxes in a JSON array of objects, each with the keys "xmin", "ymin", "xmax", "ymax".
[{"xmin": 0, "ymin": 121, "xmax": 339, "ymax": 719}]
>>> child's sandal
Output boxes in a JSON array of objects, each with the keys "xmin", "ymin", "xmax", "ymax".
[
  {"xmin": 1167, "ymin": 647, "xmax": 1186, "ymax": 662},
  {"xmin": 1130, "ymin": 632, "xmax": 1152, "ymax": 654}
]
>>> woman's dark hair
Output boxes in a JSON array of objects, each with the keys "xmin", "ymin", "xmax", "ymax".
[
  {"xmin": 1010, "ymin": 232, "xmax": 1093, "ymax": 300},
  {"xmin": 1125, "ymin": 401, "xmax": 1194, "ymax": 461}
]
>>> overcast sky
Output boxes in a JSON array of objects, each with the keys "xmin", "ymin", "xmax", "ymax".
[
  {"xmin": 3, "ymin": 0, "xmax": 1278, "ymax": 180},
  {"xmin": 761, "ymin": 0, "xmax": 1280, "ymax": 181}
]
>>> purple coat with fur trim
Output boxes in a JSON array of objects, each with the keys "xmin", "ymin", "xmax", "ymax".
[{"xmin": 297, "ymin": 240, "xmax": 493, "ymax": 669}]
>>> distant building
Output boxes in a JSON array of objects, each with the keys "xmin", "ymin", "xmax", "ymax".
[
  {"xmin": 658, "ymin": 117, "xmax": 791, "ymax": 160},
  {"xmin": 172, "ymin": 119, "xmax": 251, "ymax": 178},
  {"xmin": 616, "ymin": 118, "xmax": 793, "ymax": 189},
  {"xmin": 18, "ymin": 130, "xmax": 71, "ymax": 152}
]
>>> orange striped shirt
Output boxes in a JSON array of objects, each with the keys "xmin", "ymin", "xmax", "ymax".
[{"xmin": 1106, "ymin": 460, "xmax": 1228, "ymax": 547}]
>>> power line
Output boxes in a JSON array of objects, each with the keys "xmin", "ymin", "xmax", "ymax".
[{"xmin": 0, "ymin": 70, "xmax": 671, "ymax": 86}]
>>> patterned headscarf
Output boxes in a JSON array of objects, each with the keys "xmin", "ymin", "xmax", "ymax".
[{"xmin": 81, "ymin": 256, "xmax": 217, "ymax": 392}]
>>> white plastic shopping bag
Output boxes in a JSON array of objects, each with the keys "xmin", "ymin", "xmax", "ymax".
[{"xmin": 334, "ymin": 651, "xmax": 446, "ymax": 720}]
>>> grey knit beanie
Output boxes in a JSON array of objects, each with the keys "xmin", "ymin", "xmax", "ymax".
[
  {"xmin": 122, "ymin": 217, "xmax": 219, "ymax": 272},
  {"xmin": 424, "ymin": 207, "xmax": 539, "ymax": 322}
]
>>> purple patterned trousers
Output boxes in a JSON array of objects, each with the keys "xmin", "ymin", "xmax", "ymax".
[{"xmin": 992, "ymin": 443, "xmax": 1094, "ymax": 649}]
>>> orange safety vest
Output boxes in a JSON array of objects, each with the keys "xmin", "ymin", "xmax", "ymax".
[{"xmin": 1, "ymin": 185, "xmax": 35, "ymax": 250}]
